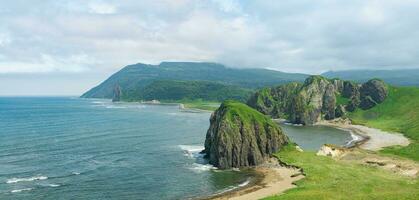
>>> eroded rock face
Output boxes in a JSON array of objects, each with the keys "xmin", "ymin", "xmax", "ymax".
[
  {"xmin": 112, "ymin": 84, "xmax": 122, "ymax": 102},
  {"xmin": 360, "ymin": 79, "xmax": 388, "ymax": 109},
  {"xmin": 203, "ymin": 101, "xmax": 289, "ymax": 169},
  {"xmin": 247, "ymin": 76, "xmax": 388, "ymax": 125}
]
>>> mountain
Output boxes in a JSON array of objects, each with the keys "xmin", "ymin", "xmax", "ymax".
[
  {"xmin": 322, "ymin": 69, "xmax": 419, "ymax": 86},
  {"xmin": 133, "ymin": 80, "xmax": 253, "ymax": 102},
  {"xmin": 247, "ymin": 76, "xmax": 388, "ymax": 125},
  {"xmin": 81, "ymin": 62, "xmax": 309, "ymax": 101},
  {"xmin": 202, "ymin": 100, "xmax": 289, "ymax": 169}
]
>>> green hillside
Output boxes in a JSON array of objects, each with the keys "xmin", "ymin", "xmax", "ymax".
[
  {"xmin": 265, "ymin": 145, "xmax": 418, "ymax": 200},
  {"xmin": 349, "ymin": 86, "xmax": 419, "ymax": 160},
  {"xmin": 81, "ymin": 62, "xmax": 308, "ymax": 100},
  {"xmin": 323, "ymin": 69, "xmax": 419, "ymax": 86},
  {"xmin": 125, "ymin": 80, "xmax": 253, "ymax": 102}
]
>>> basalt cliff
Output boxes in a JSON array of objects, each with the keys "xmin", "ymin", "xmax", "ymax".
[
  {"xmin": 202, "ymin": 101, "xmax": 289, "ymax": 169},
  {"xmin": 247, "ymin": 76, "xmax": 388, "ymax": 125}
]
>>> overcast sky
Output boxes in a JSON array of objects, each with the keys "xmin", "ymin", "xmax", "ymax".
[{"xmin": 1, "ymin": 0, "xmax": 419, "ymax": 96}]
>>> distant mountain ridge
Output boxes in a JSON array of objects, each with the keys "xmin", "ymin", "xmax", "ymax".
[
  {"xmin": 322, "ymin": 69, "xmax": 419, "ymax": 86},
  {"xmin": 81, "ymin": 62, "xmax": 309, "ymax": 101}
]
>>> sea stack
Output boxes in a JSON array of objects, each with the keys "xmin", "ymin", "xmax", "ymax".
[
  {"xmin": 203, "ymin": 101, "xmax": 289, "ymax": 169},
  {"xmin": 112, "ymin": 84, "xmax": 122, "ymax": 102}
]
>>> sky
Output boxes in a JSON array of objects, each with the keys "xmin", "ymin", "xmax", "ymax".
[{"xmin": 1, "ymin": 0, "xmax": 419, "ymax": 96}]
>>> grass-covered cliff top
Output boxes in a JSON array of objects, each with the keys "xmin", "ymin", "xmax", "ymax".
[
  {"xmin": 350, "ymin": 86, "xmax": 419, "ymax": 161},
  {"xmin": 265, "ymin": 145, "xmax": 418, "ymax": 200},
  {"xmin": 220, "ymin": 100, "xmax": 278, "ymax": 127}
]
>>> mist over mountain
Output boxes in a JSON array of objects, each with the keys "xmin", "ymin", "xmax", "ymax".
[{"xmin": 322, "ymin": 69, "xmax": 419, "ymax": 86}]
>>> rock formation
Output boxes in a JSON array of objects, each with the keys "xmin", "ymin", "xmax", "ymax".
[
  {"xmin": 247, "ymin": 76, "xmax": 388, "ymax": 125},
  {"xmin": 359, "ymin": 79, "xmax": 388, "ymax": 109},
  {"xmin": 112, "ymin": 84, "xmax": 122, "ymax": 102},
  {"xmin": 202, "ymin": 100, "xmax": 289, "ymax": 169}
]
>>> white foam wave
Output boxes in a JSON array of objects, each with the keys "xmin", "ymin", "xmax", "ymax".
[
  {"xmin": 344, "ymin": 131, "xmax": 363, "ymax": 147},
  {"xmin": 214, "ymin": 179, "xmax": 251, "ymax": 195},
  {"xmin": 284, "ymin": 122, "xmax": 303, "ymax": 126},
  {"xmin": 72, "ymin": 172, "xmax": 81, "ymax": 175},
  {"xmin": 188, "ymin": 163, "xmax": 217, "ymax": 173},
  {"xmin": 11, "ymin": 188, "xmax": 33, "ymax": 193},
  {"xmin": 47, "ymin": 184, "xmax": 60, "ymax": 187},
  {"xmin": 105, "ymin": 105, "xmax": 127, "ymax": 109},
  {"xmin": 7, "ymin": 176, "xmax": 48, "ymax": 184},
  {"xmin": 179, "ymin": 145, "xmax": 204, "ymax": 158},
  {"xmin": 238, "ymin": 179, "xmax": 250, "ymax": 187}
]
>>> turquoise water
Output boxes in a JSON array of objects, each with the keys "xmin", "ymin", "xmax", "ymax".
[
  {"xmin": 279, "ymin": 123, "xmax": 353, "ymax": 151},
  {"xmin": 0, "ymin": 97, "xmax": 351, "ymax": 199}
]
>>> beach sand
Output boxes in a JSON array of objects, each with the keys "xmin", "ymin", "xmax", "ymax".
[
  {"xmin": 208, "ymin": 159, "xmax": 304, "ymax": 200},
  {"xmin": 316, "ymin": 119, "xmax": 410, "ymax": 151}
]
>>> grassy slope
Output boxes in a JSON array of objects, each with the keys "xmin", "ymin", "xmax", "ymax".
[
  {"xmin": 264, "ymin": 145, "xmax": 418, "ymax": 200},
  {"xmin": 222, "ymin": 100, "xmax": 278, "ymax": 127},
  {"xmin": 349, "ymin": 86, "xmax": 419, "ymax": 161},
  {"xmin": 181, "ymin": 100, "xmax": 220, "ymax": 111}
]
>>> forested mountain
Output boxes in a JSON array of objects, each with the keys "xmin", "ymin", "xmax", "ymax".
[
  {"xmin": 81, "ymin": 62, "xmax": 308, "ymax": 101},
  {"xmin": 322, "ymin": 69, "xmax": 419, "ymax": 86}
]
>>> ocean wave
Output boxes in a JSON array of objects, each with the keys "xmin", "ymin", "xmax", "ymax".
[
  {"xmin": 105, "ymin": 105, "xmax": 127, "ymax": 109},
  {"xmin": 92, "ymin": 101, "xmax": 105, "ymax": 104},
  {"xmin": 47, "ymin": 184, "xmax": 60, "ymax": 187},
  {"xmin": 72, "ymin": 172, "xmax": 81, "ymax": 175},
  {"xmin": 283, "ymin": 122, "xmax": 303, "ymax": 126},
  {"xmin": 213, "ymin": 178, "xmax": 251, "ymax": 195},
  {"xmin": 178, "ymin": 145, "xmax": 204, "ymax": 158},
  {"xmin": 6, "ymin": 175, "xmax": 48, "ymax": 184},
  {"xmin": 238, "ymin": 179, "xmax": 250, "ymax": 187},
  {"xmin": 188, "ymin": 163, "xmax": 217, "ymax": 173},
  {"xmin": 344, "ymin": 131, "xmax": 363, "ymax": 147},
  {"xmin": 11, "ymin": 188, "xmax": 33, "ymax": 193}
]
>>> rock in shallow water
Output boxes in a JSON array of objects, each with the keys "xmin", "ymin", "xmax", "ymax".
[{"xmin": 202, "ymin": 101, "xmax": 289, "ymax": 169}]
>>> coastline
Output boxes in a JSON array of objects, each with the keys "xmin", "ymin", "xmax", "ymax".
[
  {"xmin": 316, "ymin": 119, "xmax": 410, "ymax": 151},
  {"xmin": 203, "ymin": 159, "xmax": 304, "ymax": 200},
  {"xmin": 210, "ymin": 118, "xmax": 412, "ymax": 200}
]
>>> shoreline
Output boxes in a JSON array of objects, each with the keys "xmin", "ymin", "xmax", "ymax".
[
  {"xmin": 203, "ymin": 158, "xmax": 304, "ymax": 200},
  {"xmin": 211, "ymin": 118, "xmax": 411, "ymax": 200},
  {"xmin": 316, "ymin": 119, "xmax": 410, "ymax": 151}
]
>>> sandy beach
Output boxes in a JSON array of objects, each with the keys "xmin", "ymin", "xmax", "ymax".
[
  {"xmin": 316, "ymin": 119, "xmax": 410, "ymax": 151},
  {"xmin": 206, "ymin": 159, "xmax": 304, "ymax": 200}
]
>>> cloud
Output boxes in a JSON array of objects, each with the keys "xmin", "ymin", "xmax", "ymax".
[
  {"xmin": 88, "ymin": 1, "xmax": 117, "ymax": 14},
  {"xmin": 0, "ymin": 33, "xmax": 12, "ymax": 46},
  {"xmin": 211, "ymin": 0, "xmax": 242, "ymax": 13},
  {"xmin": 1, "ymin": 0, "xmax": 419, "ymax": 77},
  {"xmin": 0, "ymin": 54, "xmax": 93, "ymax": 74}
]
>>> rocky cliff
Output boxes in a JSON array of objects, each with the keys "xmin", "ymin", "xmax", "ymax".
[
  {"xmin": 247, "ymin": 76, "xmax": 388, "ymax": 125},
  {"xmin": 202, "ymin": 100, "xmax": 289, "ymax": 169},
  {"xmin": 112, "ymin": 84, "xmax": 122, "ymax": 102}
]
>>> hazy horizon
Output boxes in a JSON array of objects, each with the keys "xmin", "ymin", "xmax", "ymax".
[{"xmin": 1, "ymin": 0, "xmax": 419, "ymax": 95}]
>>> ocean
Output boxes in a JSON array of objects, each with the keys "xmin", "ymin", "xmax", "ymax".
[{"xmin": 0, "ymin": 97, "xmax": 352, "ymax": 199}]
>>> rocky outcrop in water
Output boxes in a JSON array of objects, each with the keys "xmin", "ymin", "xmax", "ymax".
[
  {"xmin": 112, "ymin": 84, "xmax": 122, "ymax": 102},
  {"xmin": 247, "ymin": 76, "xmax": 388, "ymax": 125},
  {"xmin": 202, "ymin": 101, "xmax": 289, "ymax": 169}
]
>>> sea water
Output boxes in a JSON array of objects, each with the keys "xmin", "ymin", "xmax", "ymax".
[{"xmin": 0, "ymin": 97, "xmax": 351, "ymax": 199}]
